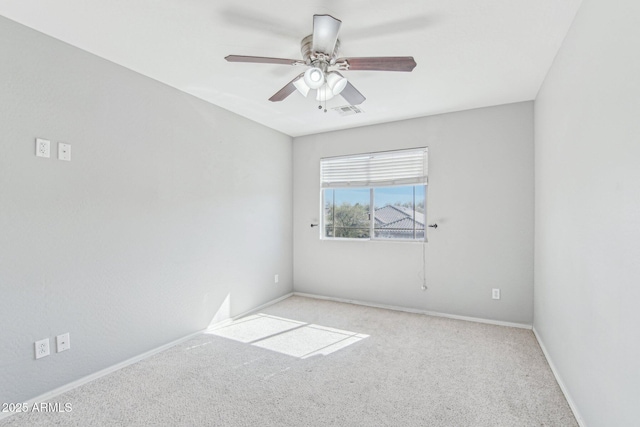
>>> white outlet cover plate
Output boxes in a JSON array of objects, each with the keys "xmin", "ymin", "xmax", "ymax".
[
  {"xmin": 35, "ymin": 338, "xmax": 50, "ymax": 359},
  {"xmin": 36, "ymin": 138, "xmax": 50, "ymax": 158},
  {"xmin": 492, "ymin": 289, "xmax": 501, "ymax": 300},
  {"xmin": 58, "ymin": 143, "xmax": 71, "ymax": 161},
  {"xmin": 56, "ymin": 333, "xmax": 71, "ymax": 352}
]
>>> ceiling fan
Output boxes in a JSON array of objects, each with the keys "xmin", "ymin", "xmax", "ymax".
[{"xmin": 225, "ymin": 14, "xmax": 417, "ymax": 108}]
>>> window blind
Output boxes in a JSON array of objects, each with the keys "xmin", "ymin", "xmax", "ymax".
[{"xmin": 320, "ymin": 147, "xmax": 428, "ymax": 188}]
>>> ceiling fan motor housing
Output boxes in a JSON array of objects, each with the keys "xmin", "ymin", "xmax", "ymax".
[{"xmin": 301, "ymin": 34, "xmax": 340, "ymax": 65}]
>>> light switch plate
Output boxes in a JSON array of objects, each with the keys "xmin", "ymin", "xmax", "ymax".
[{"xmin": 58, "ymin": 143, "xmax": 71, "ymax": 161}]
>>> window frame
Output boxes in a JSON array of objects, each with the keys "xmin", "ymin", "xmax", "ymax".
[
  {"xmin": 321, "ymin": 184, "xmax": 428, "ymax": 242},
  {"xmin": 319, "ymin": 147, "xmax": 428, "ymax": 243}
]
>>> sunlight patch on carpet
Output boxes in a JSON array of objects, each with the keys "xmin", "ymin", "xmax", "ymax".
[{"xmin": 206, "ymin": 313, "xmax": 368, "ymax": 358}]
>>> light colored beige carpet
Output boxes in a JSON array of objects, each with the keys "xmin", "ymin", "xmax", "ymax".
[{"xmin": 1, "ymin": 296, "xmax": 577, "ymax": 426}]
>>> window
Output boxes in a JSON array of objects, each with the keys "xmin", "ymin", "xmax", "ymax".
[
  {"xmin": 324, "ymin": 188, "xmax": 371, "ymax": 238},
  {"xmin": 321, "ymin": 148, "xmax": 428, "ymax": 241}
]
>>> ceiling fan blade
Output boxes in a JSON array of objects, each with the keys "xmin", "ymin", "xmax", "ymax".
[
  {"xmin": 312, "ymin": 15, "xmax": 342, "ymax": 54},
  {"xmin": 336, "ymin": 57, "xmax": 417, "ymax": 72},
  {"xmin": 225, "ymin": 55, "xmax": 305, "ymax": 66},
  {"xmin": 269, "ymin": 73, "xmax": 304, "ymax": 102},
  {"xmin": 335, "ymin": 73, "xmax": 366, "ymax": 105}
]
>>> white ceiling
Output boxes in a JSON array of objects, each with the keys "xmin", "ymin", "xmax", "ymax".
[{"xmin": 0, "ymin": 0, "xmax": 582, "ymax": 137}]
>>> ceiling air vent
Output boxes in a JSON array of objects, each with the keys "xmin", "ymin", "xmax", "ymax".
[{"xmin": 333, "ymin": 105, "xmax": 364, "ymax": 116}]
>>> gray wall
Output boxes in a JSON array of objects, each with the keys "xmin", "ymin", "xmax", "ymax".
[
  {"xmin": 534, "ymin": 0, "xmax": 640, "ymax": 425},
  {"xmin": 0, "ymin": 17, "xmax": 293, "ymax": 403},
  {"xmin": 293, "ymin": 102, "xmax": 534, "ymax": 325}
]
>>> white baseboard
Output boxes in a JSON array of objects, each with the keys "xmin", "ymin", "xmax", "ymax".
[
  {"xmin": 233, "ymin": 292, "xmax": 294, "ymax": 320},
  {"xmin": 0, "ymin": 292, "xmax": 295, "ymax": 422},
  {"xmin": 532, "ymin": 326, "xmax": 586, "ymax": 427},
  {"xmin": 0, "ymin": 329, "xmax": 203, "ymax": 422},
  {"xmin": 206, "ymin": 292, "xmax": 294, "ymax": 331},
  {"xmin": 292, "ymin": 292, "xmax": 532, "ymax": 330}
]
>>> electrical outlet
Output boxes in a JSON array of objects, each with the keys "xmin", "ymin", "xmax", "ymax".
[
  {"xmin": 35, "ymin": 338, "xmax": 50, "ymax": 359},
  {"xmin": 274, "ymin": 274, "xmax": 279, "ymax": 284},
  {"xmin": 58, "ymin": 143, "xmax": 71, "ymax": 161},
  {"xmin": 35, "ymin": 138, "xmax": 50, "ymax": 158},
  {"xmin": 56, "ymin": 333, "xmax": 70, "ymax": 352},
  {"xmin": 492, "ymin": 288, "xmax": 501, "ymax": 300}
]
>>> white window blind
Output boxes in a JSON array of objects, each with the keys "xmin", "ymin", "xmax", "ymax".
[{"xmin": 320, "ymin": 147, "xmax": 428, "ymax": 188}]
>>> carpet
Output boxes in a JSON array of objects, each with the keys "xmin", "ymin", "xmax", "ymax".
[{"xmin": 1, "ymin": 296, "xmax": 577, "ymax": 426}]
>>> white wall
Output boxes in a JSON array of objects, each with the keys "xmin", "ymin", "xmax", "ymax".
[
  {"xmin": 293, "ymin": 102, "xmax": 534, "ymax": 325},
  {"xmin": 0, "ymin": 17, "xmax": 292, "ymax": 403},
  {"xmin": 534, "ymin": 0, "xmax": 640, "ymax": 425}
]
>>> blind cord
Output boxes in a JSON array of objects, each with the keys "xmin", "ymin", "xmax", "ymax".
[{"xmin": 422, "ymin": 239, "xmax": 427, "ymax": 291}]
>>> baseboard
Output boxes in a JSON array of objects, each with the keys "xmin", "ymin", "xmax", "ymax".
[
  {"xmin": 233, "ymin": 292, "xmax": 294, "ymax": 320},
  {"xmin": 0, "ymin": 329, "xmax": 203, "ymax": 422},
  {"xmin": 0, "ymin": 292, "xmax": 294, "ymax": 422},
  {"xmin": 293, "ymin": 292, "xmax": 532, "ymax": 330},
  {"xmin": 206, "ymin": 292, "xmax": 294, "ymax": 331},
  {"xmin": 532, "ymin": 326, "xmax": 586, "ymax": 427}
]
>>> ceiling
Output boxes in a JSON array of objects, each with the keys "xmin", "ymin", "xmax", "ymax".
[{"xmin": 0, "ymin": 0, "xmax": 582, "ymax": 137}]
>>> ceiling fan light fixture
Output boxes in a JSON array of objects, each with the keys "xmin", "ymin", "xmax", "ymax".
[
  {"xmin": 326, "ymin": 72, "xmax": 348, "ymax": 95},
  {"xmin": 316, "ymin": 84, "xmax": 335, "ymax": 102},
  {"xmin": 304, "ymin": 67, "xmax": 325, "ymax": 89},
  {"xmin": 293, "ymin": 78, "xmax": 310, "ymax": 97}
]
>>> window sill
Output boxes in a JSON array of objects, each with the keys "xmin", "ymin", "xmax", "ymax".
[{"xmin": 320, "ymin": 238, "xmax": 427, "ymax": 244}]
